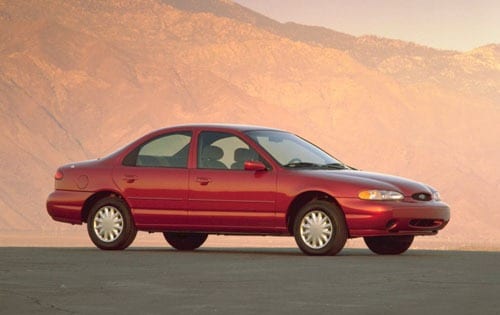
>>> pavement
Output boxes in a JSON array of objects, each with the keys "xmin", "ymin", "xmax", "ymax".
[{"xmin": 0, "ymin": 247, "xmax": 499, "ymax": 314}]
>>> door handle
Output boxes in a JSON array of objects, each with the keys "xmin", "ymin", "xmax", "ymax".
[
  {"xmin": 196, "ymin": 177, "xmax": 212, "ymax": 185},
  {"xmin": 123, "ymin": 174, "xmax": 138, "ymax": 183}
]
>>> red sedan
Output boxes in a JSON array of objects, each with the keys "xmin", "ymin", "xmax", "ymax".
[{"xmin": 47, "ymin": 124, "xmax": 450, "ymax": 255}]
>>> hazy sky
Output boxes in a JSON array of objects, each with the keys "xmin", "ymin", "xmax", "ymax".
[{"xmin": 233, "ymin": 0, "xmax": 500, "ymax": 51}]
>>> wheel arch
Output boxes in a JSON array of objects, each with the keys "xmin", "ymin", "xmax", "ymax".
[
  {"xmin": 81, "ymin": 190, "xmax": 129, "ymax": 222},
  {"xmin": 286, "ymin": 191, "xmax": 347, "ymax": 235}
]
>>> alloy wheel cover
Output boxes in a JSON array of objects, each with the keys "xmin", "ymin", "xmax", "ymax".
[
  {"xmin": 300, "ymin": 210, "xmax": 334, "ymax": 249},
  {"xmin": 93, "ymin": 206, "xmax": 124, "ymax": 243}
]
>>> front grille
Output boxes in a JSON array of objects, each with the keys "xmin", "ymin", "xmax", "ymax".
[{"xmin": 412, "ymin": 192, "xmax": 432, "ymax": 201}]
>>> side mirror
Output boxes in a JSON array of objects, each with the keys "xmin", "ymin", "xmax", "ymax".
[{"xmin": 244, "ymin": 160, "xmax": 267, "ymax": 171}]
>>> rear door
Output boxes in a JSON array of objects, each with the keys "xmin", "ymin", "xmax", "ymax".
[{"xmin": 113, "ymin": 131, "xmax": 192, "ymax": 230}]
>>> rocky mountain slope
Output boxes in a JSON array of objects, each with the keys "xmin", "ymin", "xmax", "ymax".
[{"xmin": 0, "ymin": 0, "xmax": 498, "ymax": 248}]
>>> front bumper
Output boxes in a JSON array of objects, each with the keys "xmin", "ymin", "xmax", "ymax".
[{"xmin": 337, "ymin": 197, "xmax": 450, "ymax": 237}]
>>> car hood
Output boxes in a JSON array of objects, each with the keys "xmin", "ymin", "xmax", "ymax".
[{"xmin": 304, "ymin": 169, "xmax": 433, "ymax": 196}]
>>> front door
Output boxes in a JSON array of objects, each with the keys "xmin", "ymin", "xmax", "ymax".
[{"xmin": 188, "ymin": 131, "xmax": 277, "ymax": 232}]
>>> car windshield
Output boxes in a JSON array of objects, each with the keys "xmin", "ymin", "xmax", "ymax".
[{"xmin": 245, "ymin": 130, "xmax": 347, "ymax": 169}]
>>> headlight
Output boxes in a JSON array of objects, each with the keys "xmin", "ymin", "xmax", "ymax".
[
  {"xmin": 432, "ymin": 191, "xmax": 441, "ymax": 201},
  {"xmin": 358, "ymin": 190, "xmax": 404, "ymax": 201}
]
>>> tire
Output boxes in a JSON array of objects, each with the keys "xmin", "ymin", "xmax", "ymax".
[
  {"xmin": 87, "ymin": 196, "xmax": 137, "ymax": 250},
  {"xmin": 364, "ymin": 235, "xmax": 414, "ymax": 255},
  {"xmin": 163, "ymin": 232, "xmax": 208, "ymax": 251},
  {"xmin": 293, "ymin": 200, "xmax": 348, "ymax": 256}
]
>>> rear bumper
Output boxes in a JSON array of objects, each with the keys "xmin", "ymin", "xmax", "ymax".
[
  {"xmin": 46, "ymin": 190, "xmax": 93, "ymax": 225},
  {"xmin": 337, "ymin": 197, "xmax": 450, "ymax": 237}
]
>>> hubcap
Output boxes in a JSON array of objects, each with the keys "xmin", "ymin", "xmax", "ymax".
[
  {"xmin": 300, "ymin": 210, "xmax": 334, "ymax": 249},
  {"xmin": 93, "ymin": 206, "xmax": 124, "ymax": 243}
]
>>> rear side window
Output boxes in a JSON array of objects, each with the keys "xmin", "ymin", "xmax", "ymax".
[{"xmin": 123, "ymin": 132, "xmax": 191, "ymax": 168}]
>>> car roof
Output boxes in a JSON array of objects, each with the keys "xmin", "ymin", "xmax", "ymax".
[
  {"xmin": 153, "ymin": 123, "xmax": 284, "ymax": 133},
  {"xmin": 104, "ymin": 124, "xmax": 288, "ymax": 161}
]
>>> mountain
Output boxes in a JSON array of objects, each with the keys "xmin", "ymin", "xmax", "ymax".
[
  {"xmin": 0, "ymin": 0, "xmax": 499, "ymax": 248},
  {"xmin": 163, "ymin": 0, "xmax": 499, "ymax": 100}
]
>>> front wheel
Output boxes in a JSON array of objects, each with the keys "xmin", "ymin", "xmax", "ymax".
[
  {"xmin": 87, "ymin": 197, "xmax": 137, "ymax": 250},
  {"xmin": 163, "ymin": 232, "xmax": 208, "ymax": 251},
  {"xmin": 293, "ymin": 200, "xmax": 348, "ymax": 256},
  {"xmin": 364, "ymin": 235, "xmax": 414, "ymax": 255}
]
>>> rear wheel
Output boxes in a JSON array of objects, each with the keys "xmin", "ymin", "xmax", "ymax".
[
  {"xmin": 364, "ymin": 235, "xmax": 414, "ymax": 255},
  {"xmin": 293, "ymin": 200, "xmax": 348, "ymax": 256},
  {"xmin": 87, "ymin": 197, "xmax": 137, "ymax": 250},
  {"xmin": 163, "ymin": 232, "xmax": 208, "ymax": 251}
]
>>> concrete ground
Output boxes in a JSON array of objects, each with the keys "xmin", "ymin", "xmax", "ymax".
[{"xmin": 1, "ymin": 247, "xmax": 499, "ymax": 314}]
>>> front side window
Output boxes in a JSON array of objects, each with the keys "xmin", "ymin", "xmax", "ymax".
[
  {"xmin": 124, "ymin": 132, "xmax": 191, "ymax": 168},
  {"xmin": 197, "ymin": 132, "xmax": 262, "ymax": 170}
]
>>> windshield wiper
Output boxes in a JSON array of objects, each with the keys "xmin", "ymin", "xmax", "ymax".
[
  {"xmin": 322, "ymin": 163, "xmax": 349, "ymax": 170},
  {"xmin": 283, "ymin": 162, "xmax": 322, "ymax": 168},
  {"xmin": 284, "ymin": 162, "xmax": 350, "ymax": 170}
]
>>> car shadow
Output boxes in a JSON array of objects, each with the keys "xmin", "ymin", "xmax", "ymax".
[
  {"xmin": 121, "ymin": 246, "xmax": 451, "ymax": 257},
  {"xmin": 30, "ymin": 246, "xmax": 500, "ymax": 258},
  {"xmin": 126, "ymin": 246, "xmax": 500, "ymax": 257}
]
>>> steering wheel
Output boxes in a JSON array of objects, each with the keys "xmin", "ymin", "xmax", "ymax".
[{"xmin": 287, "ymin": 158, "xmax": 302, "ymax": 164}]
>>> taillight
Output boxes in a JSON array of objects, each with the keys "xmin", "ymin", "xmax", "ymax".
[{"xmin": 54, "ymin": 170, "xmax": 64, "ymax": 180}]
